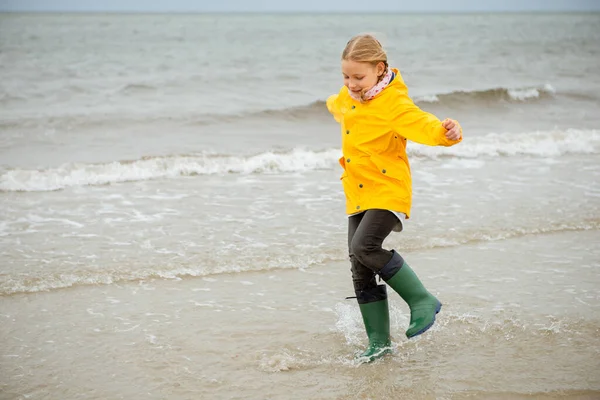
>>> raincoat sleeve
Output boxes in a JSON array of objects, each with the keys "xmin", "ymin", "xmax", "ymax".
[
  {"xmin": 388, "ymin": 92, "xmax": 462, "ymax": 147},
  {"xmin": 326, "ymin": 94, "xmax": 343, "ymax": 123}
]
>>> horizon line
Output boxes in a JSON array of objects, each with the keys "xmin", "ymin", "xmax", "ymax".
[{"xmin": 1, "ymin": 9, "xmax": 599, "ymax": 14}]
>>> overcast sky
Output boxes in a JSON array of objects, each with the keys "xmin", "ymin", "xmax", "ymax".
[{"xmin": 1, "ymin": 0, "xmax": 599, "ymax": 13}]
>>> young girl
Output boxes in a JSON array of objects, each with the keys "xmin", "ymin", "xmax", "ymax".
[{"xmin": 327, "ymin": 34, "xmax": 462, "ymax": 362}]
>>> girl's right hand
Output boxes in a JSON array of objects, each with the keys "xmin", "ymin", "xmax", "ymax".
[{"xmin": 442, "ymin": 119, "xmax": 462, "ymax": 141}]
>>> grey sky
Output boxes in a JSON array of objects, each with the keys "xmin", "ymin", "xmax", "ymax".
[{"xmin": 1, "ymin": 0, "xmax": 599, "ymax": 12}]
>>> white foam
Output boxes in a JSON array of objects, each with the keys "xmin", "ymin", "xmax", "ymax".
[
  {"xmin": 0, "ymin": 129, "xmax": 597, "ymax": 192},
  {"xmin": 333, "ymin": 302, "xmax": 364, "ymax": 346},
  {"xmin": 508, "ymin": 88, "xmax": 541, "ymax": 101},
  {"xmin": 409, "ymin": 128, "xmax": 600, "ymax": 159},
  {"xmin": 2, "ymin": 218, "xmax": 598, "ymax": 296},
  {"xmin": 0, "ymin": 148, "xmax": 341, "ymax": 192},
  {"xmin": 0, "ymin": 221, "xmax": 8, "ymax": 237},
  {"xmin": 415, "ymin": 83, "xmax": 555, "ymax": 103},
  {"xmin": 415, "ymin": 94, "xmax": 440, "ymax": 103},
  {"xmin": 507, "ymin": 83, "xmax": 555, "ymax": 101}
]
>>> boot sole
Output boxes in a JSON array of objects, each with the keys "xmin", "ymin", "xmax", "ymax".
[{"xmin": 407, "ymin": 301, "xmax": 442, "ymax": 339}]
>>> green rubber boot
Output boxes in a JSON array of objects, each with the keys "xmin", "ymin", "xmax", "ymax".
[
  {"xmin": 356, "ymin": 285, "xmax": 392, "ymax": 362},
  {"xmin": 380, "ymin": 251, "xmax": 442, "ymax": 339}
]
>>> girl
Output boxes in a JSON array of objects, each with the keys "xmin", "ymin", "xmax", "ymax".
[{"xmin": 326, "ymin": 34, "xmax": 462, "ymax": 362}]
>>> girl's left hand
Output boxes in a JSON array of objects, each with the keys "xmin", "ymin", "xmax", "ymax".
[{"xmin": 442, "ymin": 119, "xmax": 462, "ymax": 141}]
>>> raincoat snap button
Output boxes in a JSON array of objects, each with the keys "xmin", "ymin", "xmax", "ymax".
[
  {"xmin": 346, "ymin": 130, "xmax": 350, "ymax": 134},
  {"xmin": 359, "ymin": 184, "xmax": 363, "ymax": 188},
  {"xmin": 356, "ymin": 206, "xmax": 360, "ymax": 210},
  {"xmin": 347, "ymin": 158, "xmax": 351, "ymax": 163},
  {"xmin": 382, "ymin": 169, "xmax": 387, "ymax": 174},
  {"xmin": 351, "ymin": 105, "xmax": 356, "ymax": 109}
]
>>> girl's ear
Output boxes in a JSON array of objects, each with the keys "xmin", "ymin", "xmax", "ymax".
[{"xmin": 377, "ymin": 61, "xmax": 386, "ymax": 77}]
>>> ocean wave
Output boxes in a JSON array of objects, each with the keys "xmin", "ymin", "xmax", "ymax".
[
  {"xmin": 1, "ymin": 219, "xmax": 598, "ymax": 296},
  {"xmin": 1, "ymin": 129, "xmax": 598, "ymax": 192},
  {"xmin": 408, "ymin": 128, "xmax": 600, "ymax": 159},
  {"xmin": 188, "ymin": 100, "xmax": 329, "ymax": 125},
  {"xmin": 244, "ymin": 84, "xmax": 558, "ymax": 122},
  {"xmin": 117, "ymin": 82, "xmax": 159, "ymax": 94},
  {"xmin": 0, "ymin": 100, "xmax": 331, "ymax": 131},
  {"xmin": 414, "ymin": 84, "xmax": 556, "ymax": 104},
  {"xmin": 2, "ymin": 84, "xmax": 592, "ymax": 129},
  {"xmin": 0, "ymin": 92, "xmax": 28, "ymax": 104},
  {"xmin": 388, "ymin": 219, "xmax": 600, "ymax": 252},
  {"xmin": 0, "ymin": 148, "xmax": 341, "ymax": 191},
  {"xmin": 200, "ymin": 84, "xmax": 558, "ymax": 123}
]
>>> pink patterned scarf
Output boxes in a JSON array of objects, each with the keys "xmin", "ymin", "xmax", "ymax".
[{"xmin": 348, "ymin": 68, "xmax": 394, "ymax": 103}]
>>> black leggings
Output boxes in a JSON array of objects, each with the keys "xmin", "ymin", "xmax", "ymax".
[{"xmin": 348, "ymin": 209, "xmax": 399, "ymax": 293}]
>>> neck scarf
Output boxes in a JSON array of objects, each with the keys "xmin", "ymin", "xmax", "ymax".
[{"xmin": 348, "ymin": 68, "xmax": 394, "ymax": 103}]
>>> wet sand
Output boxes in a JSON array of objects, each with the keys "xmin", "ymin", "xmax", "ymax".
[{"xmin": 2, "ymin": 230, "xmax": 599, "ymax": 399}]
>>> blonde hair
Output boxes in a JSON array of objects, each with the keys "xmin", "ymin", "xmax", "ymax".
[{"xmin": 342, "ymin": 34, "xmax": 388, "ymax": 80}]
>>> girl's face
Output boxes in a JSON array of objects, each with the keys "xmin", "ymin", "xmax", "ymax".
[{"xmin": 342, "ymin": 60, "xmax": 385, "ymax": 97}]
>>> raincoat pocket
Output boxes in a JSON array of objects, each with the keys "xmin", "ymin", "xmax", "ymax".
[{"xmin": 369, "ymin": 153, "xmax": 409, "ymax": 184}]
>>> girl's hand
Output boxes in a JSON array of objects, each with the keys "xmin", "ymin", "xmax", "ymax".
[{"xmin": 442, "ymin": 119, "xmax": 462, "ymax": 141}]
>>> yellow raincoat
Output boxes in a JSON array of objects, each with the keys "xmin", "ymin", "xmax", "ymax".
[{"xmin": 327, "ymin": 68, "xmax": 462, "ymax": 218}]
